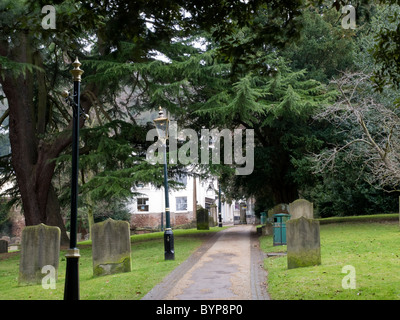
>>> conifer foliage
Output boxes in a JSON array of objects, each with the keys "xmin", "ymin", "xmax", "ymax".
[{"xmin": 0, "ymin": 0, "xmax": 308, "ymax": 240}]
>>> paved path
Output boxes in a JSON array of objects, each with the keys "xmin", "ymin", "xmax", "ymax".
[{"xmin": 142, "ymin": 225, "xmax": 270, "ymax": 300}]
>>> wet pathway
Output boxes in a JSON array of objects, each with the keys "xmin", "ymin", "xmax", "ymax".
[{"xmin": 142, "ymin": 225, "xmax": 269, "ymax": 300}]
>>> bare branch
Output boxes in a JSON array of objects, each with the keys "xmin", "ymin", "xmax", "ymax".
[{"xmin": 313, "ymin": 71, "xmax": 400, "ymax": 191}]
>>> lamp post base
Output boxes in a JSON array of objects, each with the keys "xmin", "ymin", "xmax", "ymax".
[
  {"xmin": 218, "ymin": 214, "xmax": 223, "ymax": 227},
  {"xmin": 64, "ymin": 248, "xmax": 80, "ymax": 300},
  {"xmin": 164, "ymin": 228, "xmax": 175, "ymax": 260}
]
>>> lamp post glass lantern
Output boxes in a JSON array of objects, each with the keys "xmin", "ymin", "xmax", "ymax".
[
  {"xmin": 154, "ymin": 107, "xmax": 175, "ymax": 260},
  {"xmin": 153, "ymin": 108, "xmax": 169, "ymax": 142}
]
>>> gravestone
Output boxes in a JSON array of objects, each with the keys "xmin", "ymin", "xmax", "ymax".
[
  {"xmin": 0, "ymin": 236, "xmax": 10, "ymax": 243},
  {"xmin": 267, "ymin": 203, "xmax": 289, "ymax": 221},
  {"xmin": 18, "ymin": 223, "xmax": 60, "ymax": 285},
  {"xmin": 289, "ymin": 199, "xmax": 313, "ymax": 219},
  {"xmin": 91, "ymin": 218, "xmax": 131, "ymax": 276},
  {"xmin": 196, "ymin": 206, "xmax": 209, "ymax": 230},
  {"xmin": 272, "ymin": 203, "xmax": 289, "ymax": 214},
  {"xmin": 286, "ymin": 217, "xmax": 321, "ymax": 269},
  {"xmin": 262, "ymin": 224, "xmax": 273, "ymax": 236},
  {"xmin": 0, "ymin": 239, "xmax": 8, "ymax": 253}
]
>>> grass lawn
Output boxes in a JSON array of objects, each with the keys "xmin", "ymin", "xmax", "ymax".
[
  {"xmin": 0, "ymin": 227, "xmax": 226, "ymax": 300},
  {"xmin": 260, "ymin": 221, "xmax": 400, "ymax": 299}
]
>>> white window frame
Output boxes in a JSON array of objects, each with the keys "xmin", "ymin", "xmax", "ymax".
[{"xmin": 175, "ymin": 196, "xmax": 187, "ymax": 211}]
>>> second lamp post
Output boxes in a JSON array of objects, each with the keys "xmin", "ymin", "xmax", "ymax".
[{"xmin": 153, "ymin": 107, "xmax": 175, "ymax": 260}]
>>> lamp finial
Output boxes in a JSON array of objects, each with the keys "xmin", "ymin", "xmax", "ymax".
[{"xmin": 70, "ymin": 57, "xmax": 84, "ymax": 82}]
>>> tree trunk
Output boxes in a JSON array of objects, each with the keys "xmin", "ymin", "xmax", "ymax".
[
  {"xmin": 46, "ymin": 184, "xmax": 70, "ymax": 247},
  {"xmin": 272, "ymin": 183, "xmax": 298, "ymax": 205},
  {"xmin": 0, "ymin": 32, "xmax": 90, "ymax": 246},
  {"xmin": 2, "ymin": 33, "xmax": 42, "ymax": 226}
]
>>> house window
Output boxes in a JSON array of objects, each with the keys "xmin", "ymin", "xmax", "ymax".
[
  {"xmin": 175, "ymin": 175, "xmax": 187, "ymax": 186},
  {"xmin": 137, "ymin": 198, "xmax": 149, "ymax": 212},
  {"xmin": 176, "ymin": 196, "xmax": 187, "ymax": 211}
]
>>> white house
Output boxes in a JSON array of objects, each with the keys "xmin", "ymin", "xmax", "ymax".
[{"xmin": 127, "ymin": 174, "xmax": 254, "ymax": 229}]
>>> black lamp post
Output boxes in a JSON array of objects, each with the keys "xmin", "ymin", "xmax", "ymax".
[
  {"xmin": 62, "ymin": 58, "xmax": 84, "ymax": 300},
  {"xmin": 218, "ymin": 183, "xmax": 222, "ymax": 227},
  {"xmin": 154, "ymin": 107, "xmax": 175, "ymax": 260}
]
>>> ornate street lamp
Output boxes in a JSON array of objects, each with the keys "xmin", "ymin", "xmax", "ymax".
[
  {"xmin": 154, "ymin": 107, "xmax": 174, "ymax": 260},
  {"xmin": 62, "ymin": 58, "xmax": 84, "ymax": 300}
]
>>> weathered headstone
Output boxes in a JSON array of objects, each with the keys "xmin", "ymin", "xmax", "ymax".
[
  {"xmin": 18, "ymin": 223, "xmax": 60, "ymax": 285},
  {"xmin": 196, "ymin": 206, "xmax": 209, "ymax": 230},
  {"xmin": 272, "ymin": 203, "xmax": 289, "ymax": 214},
  {"xmin": 262, "ymin": 223, "xmax": 273, "ymax": 236},
  {"xmin": 286, "ymin": 217, "xmax": 321, "ymax": 269},
  {"xmin": 289, "ymin": 199, "xmax": 313, "ymax": 219},
  {"xmin": 267, "ymin": 203, "xmax": 289, "ymax": 222},
  {"xmin": 91, "ymin": 218, "xmax": 131, "ymax": 276},
  {"xmin": 0, "ymin": 239, "xmax": 8, "ymax": 253},
  {"xmin": 0, "ymin": 236, "xmax": 10, "ymax": 243}
]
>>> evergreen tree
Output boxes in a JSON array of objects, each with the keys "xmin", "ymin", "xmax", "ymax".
[
  {"xmin": 282, "ymin": 7, "xmax": 356, "ymax": 84},
  {"xmin": 194, "ymin": 43, "xmax": 336, "ymax": 205},
  {"xmin": 0, "ymin": 0, "xmax": 308, "ymax": 242}
]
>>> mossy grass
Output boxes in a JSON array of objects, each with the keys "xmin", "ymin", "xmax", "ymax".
[
  {"xmin": 260, "ymin": 219, "xmax": 400, "ymax": 299},
  {"xmin": 0, "ymin": 226, "xmax": 227, "ymax": 300}
]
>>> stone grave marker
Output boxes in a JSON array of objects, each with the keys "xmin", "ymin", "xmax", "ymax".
[
  {"xmin": 289, "ymin": 199, "xmax": 313, "ymax": 219},
  {"xmin": 267, "ymin": 203, "xmax": 289, "ymax": 222},
  {"xmin": 18, "ymin": 223, "xmax": 60, "ymax": 285},
  {"xmin": 0, "ymin": 236, "xmax": 10, "ymax": 243},
  {"xmin": 272, "ymin": 203, "xmax": 289, "ymax": 214},
  {"xmin": 91, "ymin": 218, "xmax": 132, "ymax": 276},
  {"xmin": 196, "ymin": 206, "xmax": 209, "ymax": 230},
  {"xmin": 0, "ymin": 239, "xmax": 8, "ymax": 253},
  {"xmin": 262, "ymin": 224, "xmax": 273, "ymax": 236},
  {"xmin": 286, "ymin": 216, "xmax": 321, "ymax": 269}
]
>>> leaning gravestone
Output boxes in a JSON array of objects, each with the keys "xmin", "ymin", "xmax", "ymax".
[
  {"xmin": 286, "ymin": 217, "xmax": 321, "ymax": 269},
  {"xmin": 289, "ymin": 199, "xmax": 313, "ymax": 219},
  {"xmin": 91, "ymin": 218, "xmax": 131, "ymax": 276},
  {"xmin": 18, "ymin": 224, "xmax": 60, "ymax": 285},
  {"xmin": 0, "ymin": 239, "xmax": 8, "ymax": 253}
]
